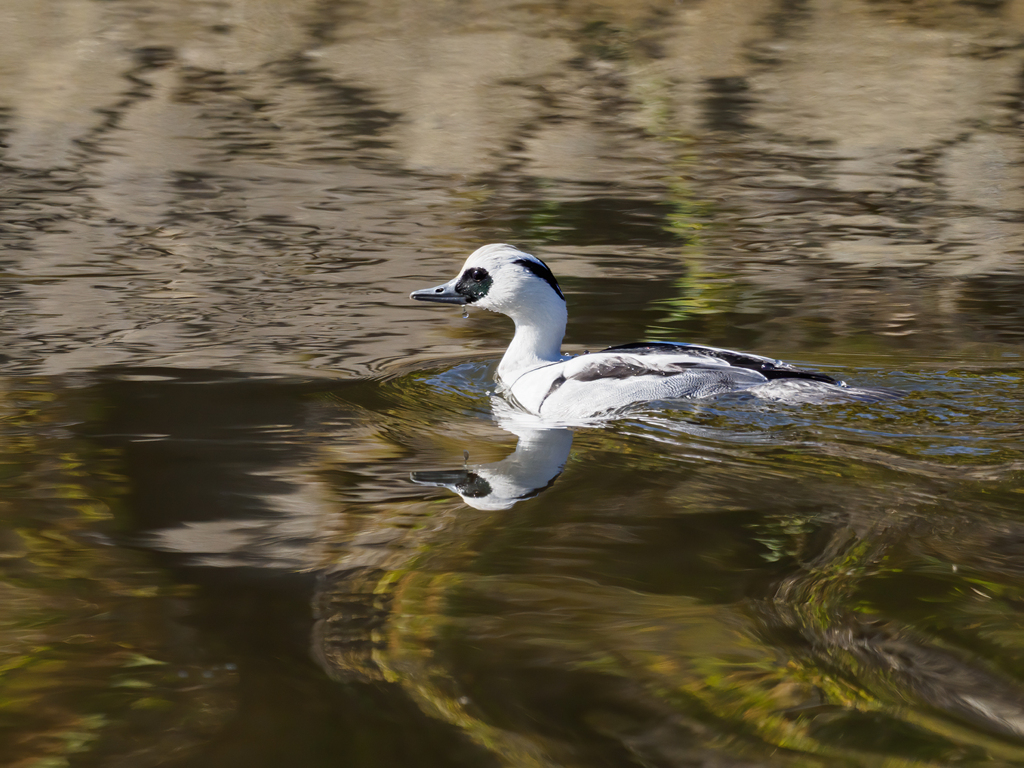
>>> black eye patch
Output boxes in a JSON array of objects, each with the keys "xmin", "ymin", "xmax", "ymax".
[
  {"xmin": 456, "ymin": 471, "xmax": 493, "ymax": 498},
  {"xmin": 455, "ymin": 266, "xmax": 492, "ymax": 302}
]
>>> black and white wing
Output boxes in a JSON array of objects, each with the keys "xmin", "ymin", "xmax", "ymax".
[
  {"xmin": 600, "ymin": 342, "xmax": 840, "ymax": 384},
  {"xmin": 522, "ymin": 342, "xmax": 898, "ymax": 417},
  {"xmin": 528, "ymin": 345, "xmax": 772, "ymax": 415}
]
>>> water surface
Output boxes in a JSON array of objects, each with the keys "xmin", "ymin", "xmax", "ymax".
[{"xmin": 1, "ymin": 0, "xmax": 1024, "ymax": 766}]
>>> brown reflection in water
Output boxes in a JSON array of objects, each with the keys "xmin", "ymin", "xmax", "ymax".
[
  {"xmin": 0, "ymin": 354, "xmax": 1015, "ymax": 766},
  {"xmin": 306, "ymin": 376, "xmax": 1024, "ymax": 766},
  {"xmin": 314, "ymin": 482, "xmax": 1024, "ymax": 766},
  {"xmin": 0, "ymin": 0, "xmax": 1022, "ymax": 377},
  {"xmin": 0, "ymin": 377, "xmax": 239, "ymax": 767}
]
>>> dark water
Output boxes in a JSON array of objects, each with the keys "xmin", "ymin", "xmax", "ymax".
[{"xmin": 3, "ymin": 0, "xmax": 1024, "ymax": 766}]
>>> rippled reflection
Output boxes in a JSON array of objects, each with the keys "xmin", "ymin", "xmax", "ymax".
[
  {"xmin": 0, "ymin": 349, "xmax": 1019, "ymax": 766},
  {"xmin": 412, "ymin": 421, "xmax": 574, "ymax": 511},
  {"xmin": 310, "ymin": 369, "xmax": 1024, "ymax": 765},
  {"xmin": 313, "ymin": 360, "xmax": 1024, "ymax": 761}
]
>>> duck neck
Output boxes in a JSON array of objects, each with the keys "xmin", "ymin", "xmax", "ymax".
[{"xmin": 497, "ymin": 303, "xmax": 567, "ymax": 386}]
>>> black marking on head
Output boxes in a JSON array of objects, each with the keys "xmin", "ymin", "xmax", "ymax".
[
  {"xmin": 513, "ymin": 474, "xmax": 562, "ymax": 501},
  {"xmin": 455, "ymin": 266, "xmax": 492, "ymax": 303},
  {"xmin": 514, "ymin": 257, "xmax": 564, "ymax": 300},
  {"xmin": 457, "ymin": 471, "xmax": 493, "ymax": 498}
]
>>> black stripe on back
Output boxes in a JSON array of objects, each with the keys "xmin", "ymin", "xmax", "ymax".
[{"xmin": 602, "ymin": 342, "xmax": 838, "ymax": 384}]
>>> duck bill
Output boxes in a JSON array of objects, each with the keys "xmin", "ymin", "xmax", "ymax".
[{"xmin": 410, "ymin": 279, "xmax": 468, "ymax": 305}]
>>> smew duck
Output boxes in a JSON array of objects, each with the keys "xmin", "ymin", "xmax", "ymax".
[{"xmin": 411, "ymin": 244, "xmax": 898, "ymax": 419}]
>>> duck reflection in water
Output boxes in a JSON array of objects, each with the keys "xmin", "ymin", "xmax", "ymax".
[{"xmin": 411, "ymin": 415, "xmax": 573, "ymax": 510}]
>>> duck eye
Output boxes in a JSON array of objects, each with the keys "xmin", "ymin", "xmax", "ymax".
[{"xmin": 454, "ymin": 266, "xmax": 492, "ymax": 303}]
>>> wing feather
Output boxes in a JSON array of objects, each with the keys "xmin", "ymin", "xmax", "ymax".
[{"xmin": 600, "ymin": 342, "xmax": 838, "ymax": 384}]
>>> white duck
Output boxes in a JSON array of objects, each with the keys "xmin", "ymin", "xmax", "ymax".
[{"xmin": 411, "ymin": 244, "xmax": 898, "ymax": 419}]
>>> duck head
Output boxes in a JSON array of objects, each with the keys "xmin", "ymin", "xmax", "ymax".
[
  {"xmin": 410, "ymin": 243, "xmax": 564, "ymax": 316},
  {"xmin": 411, "ymin": 244, "xmax": 569, "ymax": 384},
  {"xmin": 411, "ymin": 424, "xmax": 574, "ymax": 510}
]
